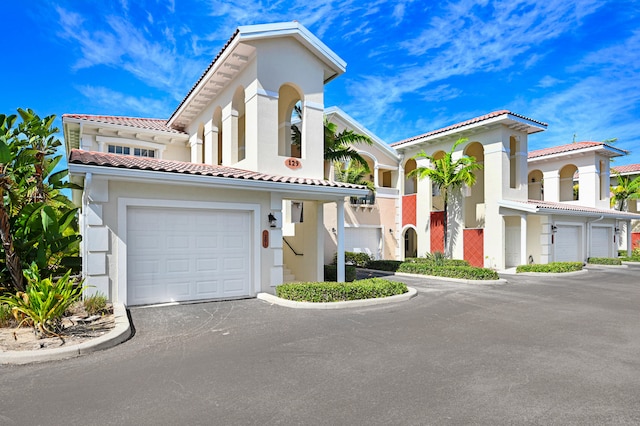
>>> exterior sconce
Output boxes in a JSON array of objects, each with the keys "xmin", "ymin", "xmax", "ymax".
[
  {"xmin": 331, "ymin": 227, "xmax": 337, "ymax": 234},
  {"xmin": 551, "ymin": 225, "xmax": 558, "ymax": 233},
  {"xmin": 389, "ymin": 228, "xmax": 394, "ymax": 234},
  {"xmin": 268, "ymin": 213, "xmax": 277, "ymax": 228},
  {"xmin": 615, "ymin": 226, "xmax": 620, "ymax": 234},
  {"xmin": 531, "ymin": 177, "xmax": 536, "ymax": 183}
]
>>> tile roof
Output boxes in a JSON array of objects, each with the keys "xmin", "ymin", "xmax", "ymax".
[
  {"xmin": 528, "ymin": 141, "xmax": 606, "ymax": 159},
  {"xmin": 68, "ymin": 149, "xmax": 365, "ymax": 190},
  {"xmin": 612, "ymin": 163, "xmax": 640, "ymax": 175},
  {"xmin": 391, "ymin": 110, "xmax": 547, "ymax": 147},
  {"xmin": 63, "ymin": 114, "xmax": 187, "ymax": 135},
  {"xmin": 525, "ymin": 199, "xmax": 640, "ymax": 218}
]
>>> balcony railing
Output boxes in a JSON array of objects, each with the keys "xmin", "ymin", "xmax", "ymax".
[{"xmin": 350, "ymin": 191, "xmax": 375, "ymax": 205}]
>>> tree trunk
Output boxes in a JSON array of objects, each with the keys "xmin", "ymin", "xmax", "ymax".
[
  {"xmin": 443, "ymin": 195, "xmax": 448, "ymax": 257},
  {"xmin": 0, "ymin": 203, "xmax": 23, "ymax": 292}
]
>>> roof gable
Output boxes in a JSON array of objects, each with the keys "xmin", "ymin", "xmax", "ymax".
[{"xmin": 528, "ymin": 141, "xmax": 627, "ymax": 160}]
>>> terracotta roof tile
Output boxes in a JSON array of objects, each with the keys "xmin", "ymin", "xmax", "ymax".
[
  {"xmin": 527, "ymin": 141, "xmax": 606, "ymax": 159},
  {"xmin": 63, "ymin": 114, "xmax": 187, "ymax": 135},
  {"xmin": 525, "ymin": 199, "xmax": 640, "ymax": 218},
  {"xmin": 68, "ymin": 149, "xmax": 365, "ymax": 190},
  {"xmin": 612, "ymin": 163, "xmax": 640, "ymax": 175},
  {"xmin": 391, "ymin": 110, "xmax": 547, "ymax": 147}
]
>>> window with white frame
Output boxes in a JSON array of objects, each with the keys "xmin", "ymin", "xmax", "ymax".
[{"xmin": 107, "ymin": 145, "xmax": 155, "ymax": 158}]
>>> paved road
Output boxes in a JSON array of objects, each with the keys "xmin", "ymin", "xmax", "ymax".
[{"xmin": 2, "ymin": 266, "xmax": 640, "ymax": 425}]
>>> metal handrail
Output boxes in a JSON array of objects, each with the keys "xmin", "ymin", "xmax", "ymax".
[{"xmin": 283, "ymin": 237, "xmax": 303, "ymax": 256}]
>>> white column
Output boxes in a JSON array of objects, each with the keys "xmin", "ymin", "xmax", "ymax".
[
  {"xmin": 337, "ymin": 199, "xmax": 345, "ymax": 282},
  {"xmin": 520, "ymin": 214, "xmax": 528, "ymax": 265},
  {"xmin": 316, "ymin": 202, "xmax": 325, "ymax": 282},
  {"xmin": 373, "ymin": 164, "xmax": 379, "ymax": 188}
]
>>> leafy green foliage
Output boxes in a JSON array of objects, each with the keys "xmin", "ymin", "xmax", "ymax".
[
  {"xmin": 397, "ymin": 262, "xmax": 499, "ymax": 280},
  {"xmin": 0, "ymin": 264, "xmax": 85, "ymax": 337},
  {"xmin": 276, "ymin": 278, "xmax": 408, "ymax": 302},
  {"xmin": 611, "ymin": 171, "xmax": 640, "ymax": 211},
  {"xmin": 83, "ymin": 293, "xmax": 109, "ymax": 315},
  {"xmin": 587, "ymin": 257, "xmax": 622, "ymax": 265},
  {"xmin": 0, "ymin": 109, "xmax": 81, "ymax": 291},
  {"xmin": 0, "ymin": 303, "xmax": 14, "ymax": 327},
  {"xmin": 324, "ymin": 265, "xmax": 357, "ymax": 282},
  {"xmin": 405, "ymin": 254, "xmax": 470, "ymax": 267},
  {"xmin": 333, "ymin": 161, "xmax": 375, "ymax": 192},
  {"xmin": 323, "ymin": 120, "xmax": 373, "ymax": 172},
  {"xmin": 364, "ymin": 260, "xmax": 403, "ymax": 272},
  {"xmin": 332, "ymin": 251, "xmax": 372, "ymax": 267},
  {"xmin": 516, "ymin": 262, "xmax": 583, "ymax": 273}
]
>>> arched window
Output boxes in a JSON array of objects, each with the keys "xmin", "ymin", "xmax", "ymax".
[
  {"xmin": 404, "ymin": 158, "xmax": 417, "ymax": 195},
  {"xmin": 528, "ymin": 170, "xmax": 544, "ymax": 200},
  {"xmin": 232, "ymin": 86, "xmax": 246, "ymax": 162},
  {"xmin": 463, "ymin": 142, "xmax": 484, "ymax": 228},
  {"xmin": 559, "ymin": 164, "xmax": 578, "ymax": 201},
  {"xmin": 509, "ymin": 136, "xmax": 519, "ymax": 189},
  {"xmin": 278, "ymin": 84, "xmax": 303, "ymax": 158}
]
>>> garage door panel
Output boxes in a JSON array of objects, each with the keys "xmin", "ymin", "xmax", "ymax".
[
  {"xmin": 555, "ymin": 225, "xmax": 580, "ymax": 262},
  {"xmin": 590, "ymin": 227, "xmax": 610, "ymax": 258},
  {"xmin": 127, "ymin": 207, "xmax": 252, "ymax": 305}
]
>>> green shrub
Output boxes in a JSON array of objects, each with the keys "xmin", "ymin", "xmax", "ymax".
[
  {"xmin": 397, "ymin": 263, "xmax": 499, "ymax": 280},
  {"xmin": 516, "ymin": 262, "xmax": 583, "ymax": 273},
  {"xmin": 332, "ymin": 251, "xmax": 372, "ymax": 267},
  {"xmin": 587, "ymin": 257, "xmax": 622, "ymax": 265},
  {"xmin": 83, "ymin": 292, "xmax": 108, "ymax": 315},
  {"xmin": 405, "ymin": 257, "xmax": 470, "ymax": 267},
  {"xmin": 0, "ymin": 264, "xmax": 85, "ymax": 337},
  {"xmin": 365, "ymin": 260, "xmax": 403, "ymax": 272},
  {"xmin": 618, "ymin": 250, "xmax": 628, "ymax": 257},
  {"xmin": 276, "ymin": 278, "xmax": 408, "ymax": 302},
  {"xmin": 324, "ymin": 265, "xmax": 357, "ymax": 282}
]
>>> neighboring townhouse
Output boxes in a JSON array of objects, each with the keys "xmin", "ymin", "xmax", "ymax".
[
  {"xmin": 63, "ymin": 22, "xmax": 368, "ymax": 306},
  {"xmin": 611, "ymin": 163, "xmax": 640, "ymax": 249},
  {"xmin": 322, "ymin": 107, "xmax": 401, "ymax": 263},
  {"xmin": 393, "ymin": 113, "xmax": 640, "ymax": 269}
]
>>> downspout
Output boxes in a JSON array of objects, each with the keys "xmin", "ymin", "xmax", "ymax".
[
  {"xmin": 585, "ymin": 215, "xmax": 604, "ymax": 260},
  {"xmin": 81, "ymin": 172, "xmax": 92, "ymax": 284}
]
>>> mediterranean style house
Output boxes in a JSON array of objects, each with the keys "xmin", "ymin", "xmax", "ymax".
[
  {"xmin": 610, "ymin": 163, "xmax": 640, "ymax": 250},
  {"xmin": 63, "ymin": 21, "xmax": 640, "ymax": 305}
]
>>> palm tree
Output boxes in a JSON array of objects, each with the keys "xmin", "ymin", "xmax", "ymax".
[
  {"xmin": 408, "ymin": 137, "xmax": 483, "ymax": 257},
  {"xmin": 611, "ymin": 172, "xmax": 640, "ymax": 211}
]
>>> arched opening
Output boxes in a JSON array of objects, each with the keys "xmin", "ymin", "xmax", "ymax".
[
  {"xmin": 213, "ymin": 106, "xmax": 223, "ymax": 165},
  {"xmin": 404, "ymin": 158, "xmax": 417, "ymax": 195},
  {"xmin": 559, "ymin": 164, "xmax": 578, "ymax": 201},
  {"xmin": 431, "ymin": 151, "xmax": 446, "ymax": 210},
  {"xmin": 528, "ymin": 170, "xmax": 544, "ymax": 200},
  {"xmin": 403, "ymin": 227, "xmax": 418, "ymax": 259},
  {"xmin": 232, "ymin": 86, "xmax": 246, "ymax": 162},
  {"xmin": 509, "ymin": 136, "xmax": 520, "ymax": 189},
  {"xmin": 278, "ymin": 84, "xmax": 303, "ymax": 158},
  {"xmin": 599, "ymin": 160, "xmax": 606, "ymax": 200},
  {"xmin": 463, "ymin": 142, "xmax": 484, "ymax": 228}
]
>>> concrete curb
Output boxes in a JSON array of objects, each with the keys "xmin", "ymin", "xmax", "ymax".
[
  {"xmin": 508, "ymin": 269, "xmax": 589, "ymax": 277},
  {"xmin": 0, "ymin": 302, "xmax": 131, "ymax": 365},
  {"xmin": 394, "ymin": 272, "xmax": 508, "ymax": 285},
  {"xmin": 257, "ymin": 286, "xmax": 418, "ymax": 309},
  {"xmin": 357, "ymin": 268, "xmax": 508, "ymax": 285},
  {"xmin": 585, "ymin": 264, "xmax": 628, "ymax": 269}
]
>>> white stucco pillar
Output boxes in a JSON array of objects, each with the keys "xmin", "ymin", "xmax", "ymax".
[
  {"xmin": 520, "ymin": 215, "xmax": 528, "ymax": 265},
  {"xmin": 203, "ymin": 121, "xmax": 216, "ymax": 165},
  {"xmin": 336, "ymin": 199, "xmax": 345, "ymax": 282},
  {"xmin": 316, "ymin": 202, "xmax": 325, "ymax": 282},
  {"xmin": 373, "ymin": 164, "xmax": 379, "ymax": 188},
  {"xmin": 189, "ymin": 133, "xmax": 203, "ymax": 164},
  {"xmin": 543, "ymin": 171, "xmax": 560, "ymax": 202}
]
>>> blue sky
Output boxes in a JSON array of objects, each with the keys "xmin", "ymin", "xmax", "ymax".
[{"xmin": 3, "ymin": 1, "xmax": 640, "ymax": 165}]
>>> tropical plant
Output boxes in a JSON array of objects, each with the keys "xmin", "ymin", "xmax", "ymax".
[
  {"xmin": 323, "ymin": 120, "xmax": 373, "ymax": 171},
  {"xmin": 0, "ymin": 263, "xmax": 85, "ymax": 337},
  {"xmin": 83, "ymin": 292, "xmax": 109, "ymax": 315},
  {"xmin": 333, "ymin": 161, "xmax": 375, "ymax": 191},
  {"xmin": 611, "ymin": 172, "xmax": 640, "ymax": 211},
  {"xmin": 0, "ymin": 109, "xmax": 81, "ymax": 292},
  {"xmin": 408, "ymin": 138, "xmax": 483, "ymax": 256}
]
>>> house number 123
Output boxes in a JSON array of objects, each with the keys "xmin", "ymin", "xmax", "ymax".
[{"xmin": 284, "ymin": 158, "xmax": 302, "ymax": 170}]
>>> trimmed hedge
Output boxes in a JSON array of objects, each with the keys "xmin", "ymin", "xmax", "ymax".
[
  {"xmin": 397, "ymin": 263, "xmax": 499, "ymax": 280},
  {"xmin": 405, "ymin": 257, "xmax": 470, "ymax": 267},
  {"xmin": 324, "ymin": 265, "xmax": 357, "ymax": 282},
  {"xmin": 365, "ymin": 260, "xmax": 403, "ymax": 272},
  {"xmin": 516, "ymin": 262, "xmax": 583, "ymax": 273},
  {"xmin": 587, "ymin": 257, "xmax": 622, "ymax": 265},
  {"xmin": 332, "ymin": 251, "xmax": 372, "ymax": 267},
  {"xmin": 276, "ymin": 278, "xmax": 408, "ymax": 302}
]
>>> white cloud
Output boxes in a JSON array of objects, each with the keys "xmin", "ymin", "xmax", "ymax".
[{"xmin": 76, "ymin": 85, "xmax": 172, "ymax": 117}]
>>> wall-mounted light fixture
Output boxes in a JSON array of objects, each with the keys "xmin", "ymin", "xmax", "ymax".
[
  {"xmin": 268, "ymin": 213, "xmax": 277, "ymax": 228},
  {"xmin": 551, "ymin": 225, "xmax": 558, "ymax": 233},
  {"xmin": 389, "ymin": 228, "xmax": 394, "ymax": 234},
  {"xmin": 531, "ymin": 177, "xmax": 536, "ymax": 183},
  {"xmin": 615, "ymin": 226, "xmax": 620, "ymax": 234},
  {"xmin": 331, "ymin": 227, "xmax": 337, "ymax": 234}
]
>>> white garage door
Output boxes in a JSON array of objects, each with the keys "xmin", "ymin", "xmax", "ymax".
[
  {"xmin": 555, "ymin": 225, "xmax": 581, "ymax": 262},
  {"xmin": 127, "ymin": 207, "xmax": 252, "ymax": 305},
  {"xmin": 345, "ymin": 227, "xmax": 381, "ymax": 259},
  {"xmin": 590, "ymin": 227, "xmax": 611, "ymax": 258}
]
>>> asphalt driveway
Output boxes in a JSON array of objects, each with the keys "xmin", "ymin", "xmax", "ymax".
[{"xmin": 1, "ymin": 266, "xmax": 639, "ymax": 425}]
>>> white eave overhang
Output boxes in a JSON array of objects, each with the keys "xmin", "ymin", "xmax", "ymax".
[
  {"xmin": 528, "ymin": 145, "xmax": 628, "ymax": 164},
  {"xmin": 497, "ymin": 199, "xmax": 640, "ymax": 220},
  {"xmin": 68, "ymin": 163, "xmax": 368, "ymax": 201},
  {"xmin": 167, "ymin": 22, "xmax": 346, "ymax": 131},
  {"xmin": 395, "ymin": 113, "xmax": 547, "ymax": 152}
]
